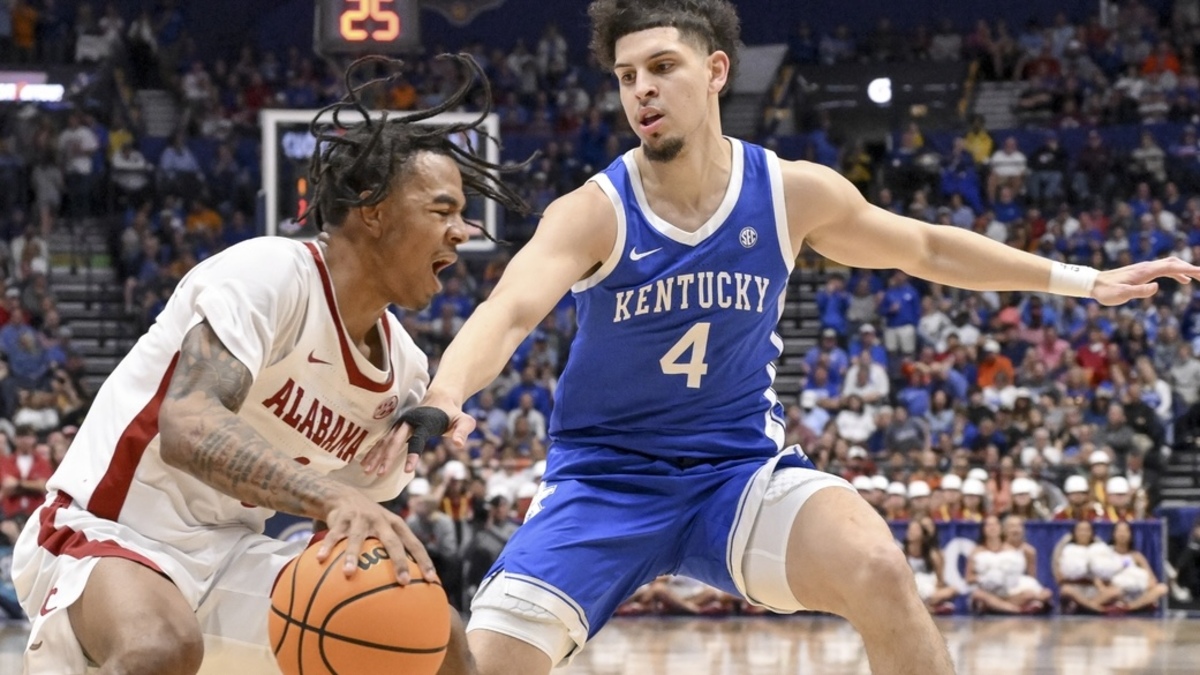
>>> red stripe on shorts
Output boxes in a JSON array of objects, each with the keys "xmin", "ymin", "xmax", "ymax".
[
  {"xmin": 88, "ymin": 352, "xmax": 180, "ymax": 521},
  {"xmin": 37, "ymin": 493, "xmax": 163, "ymax": 572}
]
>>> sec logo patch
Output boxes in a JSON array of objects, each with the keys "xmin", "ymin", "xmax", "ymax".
[{"xmin": 373, "ymin": 395, "xmax": 399, "ymax": 419}]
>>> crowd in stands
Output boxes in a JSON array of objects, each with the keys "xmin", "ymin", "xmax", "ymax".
[{"xmin": 7, "ymin": 0, "xmax": 1200, "ymax": 619}]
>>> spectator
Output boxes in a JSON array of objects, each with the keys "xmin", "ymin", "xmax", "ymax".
[
  {"xmin": 1027, "ymin": 132, "xmax": 1069, "ymax": 206},
  {"xmin": 1087, "ymin": 449, "xmax": 1113, "ymax": 503},
  {"xmin": 976, "ymin": 338, "xmax": 1015, "ymax": 388},
  {"xmin": 882, "ymin": 481, "xmax": 909, "ymax": 521},
  {"xmin": 157, "ymin": 131, "xmax": 203, "ymax": 197},
  {"xmin": 882, "ymin": 271, "xmax": 920, "ymax": 356},
  {"xmin": 1103, "ymin": 520, "xmax": 1168, "ymax": 613},
  {"xmin": 962, "ymin": 115, "xmax": 994, "ymax": 166},
  {"xmin": 960, "ymin": 477, "xmax": 987, "ymax": 521},
  {"xmin": 835, "ymin": 394, "xmax": 875, "ymax": 445},
  {"xmin": 845, "ymin": 275, "xmax": 880, "ymax": 333},
  {"xmin": 404, "ymin": 478, "xmax": 462, "ymax": 608},
  {"xmin": 850, "ymin": 322, "xmax": 889, "ymax": 367},
  {"xmin": 787, "ymin": 21, "xmax": 819, "ymax": 65},
  {"xmin": 57, "ymin": 112, "xmax": 99, "ymax": 224},
  {"xmin": 907, "ymin": 480, "xmax": 932, "ymax": 519},
  {"xmin": 462, "ymin": 494, "xmax": 519, "ymax": 596},
  {"xmin": 0, "ymin": 424, "xmax": 52, "ymax": 544},
  {"xmin": 110, "ymin": 140, "xmax": 152, "ymax": 208},
  {"xmin": 884, "ymin": 404, "xmax": 928, "ymax": 454},
  {"xmin": 506, "ymin": 392, "xmax": 547, "ymax": 442},
  {"xmin": 819, "ymin": 24, "xmax": 856, "ymax": 65},
  {"xmin": 842, "ymin": 352, "xmax": 889, "ymax": 408},
  {"xmin": 1101, "ymin": 476, "xmax": 1137, "ymax": 522},
  {"xmin": 1130, "ymin": 130, "xmax": 1168, "ymax": 186},
  {"xmin": 929, "ymin": 19, "xmax": 962, "ymax": 63},
  {"xmin": 466, "ymin": 389, "xmax": 508, "ymax": 444},
  {"xmin": 1005, "ymin": 477, "xmax": 1049, "ymax": 520},
  {"xmin": 804, "ymin": 327, "xmax": 850, "ymax": 388},
  {"xmin": 987, "ymin": 137, "xmax": 1027, "ymax": 203},
  {"xmin": 1074, "ymin": 129, "xmax": 1116, "ymax": 202},
  {"xmin": 1056, "ymin": 519, "xmax": 1121, "ymax": 613},
  {"xmin": 1170, "ymin": 342, "xmax": 1200, "ymax": 408},
  {"xmin": 798, "ymin": 389, "xmax": 830, "ymax": 437},
  {"xmin": 902, "ymin": 519, "xmax": 957, "ymax": 614},
  {"xmin": 816, "ymin": 273, "xmax": 850, "ymax": 336}
]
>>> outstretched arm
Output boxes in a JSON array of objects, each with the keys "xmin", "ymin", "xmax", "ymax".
[
  {"xmin": 361, "ymin": 183, "xmax": 614, "ymax": 477},
  {"xmin": 787, "ymin": 162, "xmax": 1200, "ymax": 304},
  {"xmin": 428, "ymin": 184, "xmax": 614, "ymax": 409}
]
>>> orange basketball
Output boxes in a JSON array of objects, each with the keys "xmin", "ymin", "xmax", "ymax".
[{"xmin": 268, "ymin": 537, "xmax": 451, "ymax": 675}]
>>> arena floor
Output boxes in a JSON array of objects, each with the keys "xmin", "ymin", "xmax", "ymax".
[{"xmin": 1, "ymin": 614, "xmax": 1197, "ymax": 674}]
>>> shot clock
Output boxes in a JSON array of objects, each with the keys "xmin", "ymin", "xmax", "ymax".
[{"xmin": 313, "ymin": 0, "xmax": 421, "ymax": 55}]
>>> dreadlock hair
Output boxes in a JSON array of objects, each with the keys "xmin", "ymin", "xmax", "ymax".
[
  {"xmin": 303, "ymin": 54, "xmax": 531, "ymax": 240},
  {"xmin": 588, "ymin": 0, "xmax": 741, "ymax": 95}
]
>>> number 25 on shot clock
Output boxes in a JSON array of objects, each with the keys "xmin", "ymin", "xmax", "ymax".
[{"xmin": 314, "ymin": 0, "xmax": 421, "ymax": 55}]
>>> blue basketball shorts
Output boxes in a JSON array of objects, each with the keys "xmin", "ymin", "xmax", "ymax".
[{"xmin": 467, "ymin": 443, "xmax": 851, "ymax": 664}]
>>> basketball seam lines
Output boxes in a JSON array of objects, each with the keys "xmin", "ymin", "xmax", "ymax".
[
  {"xmin": 273, "ymin": 557, "xmax": 299, "ymax": 654},
  {"xmin": 296, "ymin": 548, "xmax": 345, "ymax": 675},
  {"xmin": 270, "ymin": 605, "xmax": 448, "ymax": 654},
  {"xmin": 318, "ymin": 578, "xmax": 448, "ymax": 671}
]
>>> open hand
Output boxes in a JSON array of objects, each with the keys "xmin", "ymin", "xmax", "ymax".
[
  {"xmin": 1092, "ymin": 257, "xmax": 1200, "ymax": 306},
  {"xmin": 315, "ymin": 487, "xmax": 438, "ymax": 584}
]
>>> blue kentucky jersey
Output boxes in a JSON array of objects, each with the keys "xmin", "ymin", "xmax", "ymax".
[{"xmin": 549, "ymin": 139, "xmax": 794, "ymax": 461}]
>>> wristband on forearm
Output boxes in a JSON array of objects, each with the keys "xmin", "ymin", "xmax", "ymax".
[{"xmin": 1048, "ymin": 262, "xmax": 1099, "ymax": 298}]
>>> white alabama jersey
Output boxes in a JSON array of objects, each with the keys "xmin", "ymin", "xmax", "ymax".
[{"xmin": 48, "ymin": 238, "xmax": 427, "ymax": 545}]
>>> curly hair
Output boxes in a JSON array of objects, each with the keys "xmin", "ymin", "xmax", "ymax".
[
  {"xmin": 304, "ymin": 55, "xmax": 531, "ymax": 236},
  {"xmin": 588, "ymin": 0, "xmax": 741, "ymax": 94}
]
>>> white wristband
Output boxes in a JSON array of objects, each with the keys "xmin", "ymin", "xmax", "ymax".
[{"xmin": 1048, "ymin": 262, "xmax": 1099, "ymax": 298}]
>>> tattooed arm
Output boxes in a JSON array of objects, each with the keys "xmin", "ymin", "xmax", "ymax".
[
  {"xmin": 158, "ymin": 320, "xmax": 438, "ymax": 582},
  {"xmin": 157, "ymin": 320, "xmax": 343, "ymax": 517}
]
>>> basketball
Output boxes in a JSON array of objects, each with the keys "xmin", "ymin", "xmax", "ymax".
[{"xmin": 268, "ymin": 537, "xmax": 451, "ymax": 675}]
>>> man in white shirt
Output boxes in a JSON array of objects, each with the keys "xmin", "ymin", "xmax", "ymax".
[
  {"xmin": 988, "ymin": 136, "xmax": 1027, "ymax": 203},
  {"xmin": 56, "ymin": 113, "xmax": 99, "ymax": 224},
  {"xmin": 842, "ymin": 352, "xmax": 890, "ymax": 408}
]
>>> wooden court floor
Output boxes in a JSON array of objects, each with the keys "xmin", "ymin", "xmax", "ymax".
[{"xmin": 1, "ymin": 615, "xmax": 1199, "ymax": 674}]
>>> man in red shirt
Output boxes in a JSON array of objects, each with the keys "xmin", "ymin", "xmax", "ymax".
[{"xmin": 0, "ymin": 424, "xmax": 53, "ymax": 544}]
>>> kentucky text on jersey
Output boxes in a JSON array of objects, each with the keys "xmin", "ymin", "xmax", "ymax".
[
  {"xmin": 550, "ymin": 139, "xmax": 795, "ymax": 461},
  {"xmin": 612, "ymin": 272, "xmax": 772, "ymax": 323},
  {"xmin": 260, "ymin": 377, "xmax": 368, "ymax": 461}
]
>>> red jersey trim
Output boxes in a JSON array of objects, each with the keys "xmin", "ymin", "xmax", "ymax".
[
  {"xmin": 89, "ymin": 352, "xmax": 180, "ymax": 521},
  {"xmin": 303, "ymin": 242, "xmax": 395, "ymax": 393},
  {"xmin": 38, "ymin": 493, "xmax": 163, "ymax": 573}
]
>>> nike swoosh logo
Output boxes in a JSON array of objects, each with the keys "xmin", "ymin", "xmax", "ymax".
[
  {"xmin": 307, "ymin": 351, "xmax": 331, "ymax": 365},
  {"xmin": 629, "ymin": 247, "xmax": 662, "ymax": 261}
]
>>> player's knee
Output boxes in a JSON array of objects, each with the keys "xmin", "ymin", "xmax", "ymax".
[
  {"xmin": 108, "ymin": 622, "xmax": 204, "ymax": 675},
  {"xmin": 844, "ymin": 542, "xmax": 913, "ymax": 609}
]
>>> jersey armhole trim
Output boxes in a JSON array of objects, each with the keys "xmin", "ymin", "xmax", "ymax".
[
  {"xmin": 765, "ymin": 150, "xmax": 794, "ymax": 272},
  {"xmin": 571, "ymin": 175, "xmax": 626, "ymax": 294}
]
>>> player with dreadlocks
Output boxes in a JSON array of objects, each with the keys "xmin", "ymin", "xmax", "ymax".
[{"xmin": 10, "ymin": 54, "xmax": 527, "ymax": 675}]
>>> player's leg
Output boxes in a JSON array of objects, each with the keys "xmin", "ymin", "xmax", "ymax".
[
  {"xmin": 469, "ymin": 629, "xmax": 554, "ymax": 675},
  {"xmin": 467, "ymin": 462, "xmax": 682, "ymax": 675},
  {"xmin": 438, "ymin": 611, "xmax": 478, "ymax": 675},
  {"xmin": 782, "ymin": 488, "xmax": 954, "ymax": 674},
  {"xmin": 68, "ymin": 557, "xmax": 205, "ymax": 675}
]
